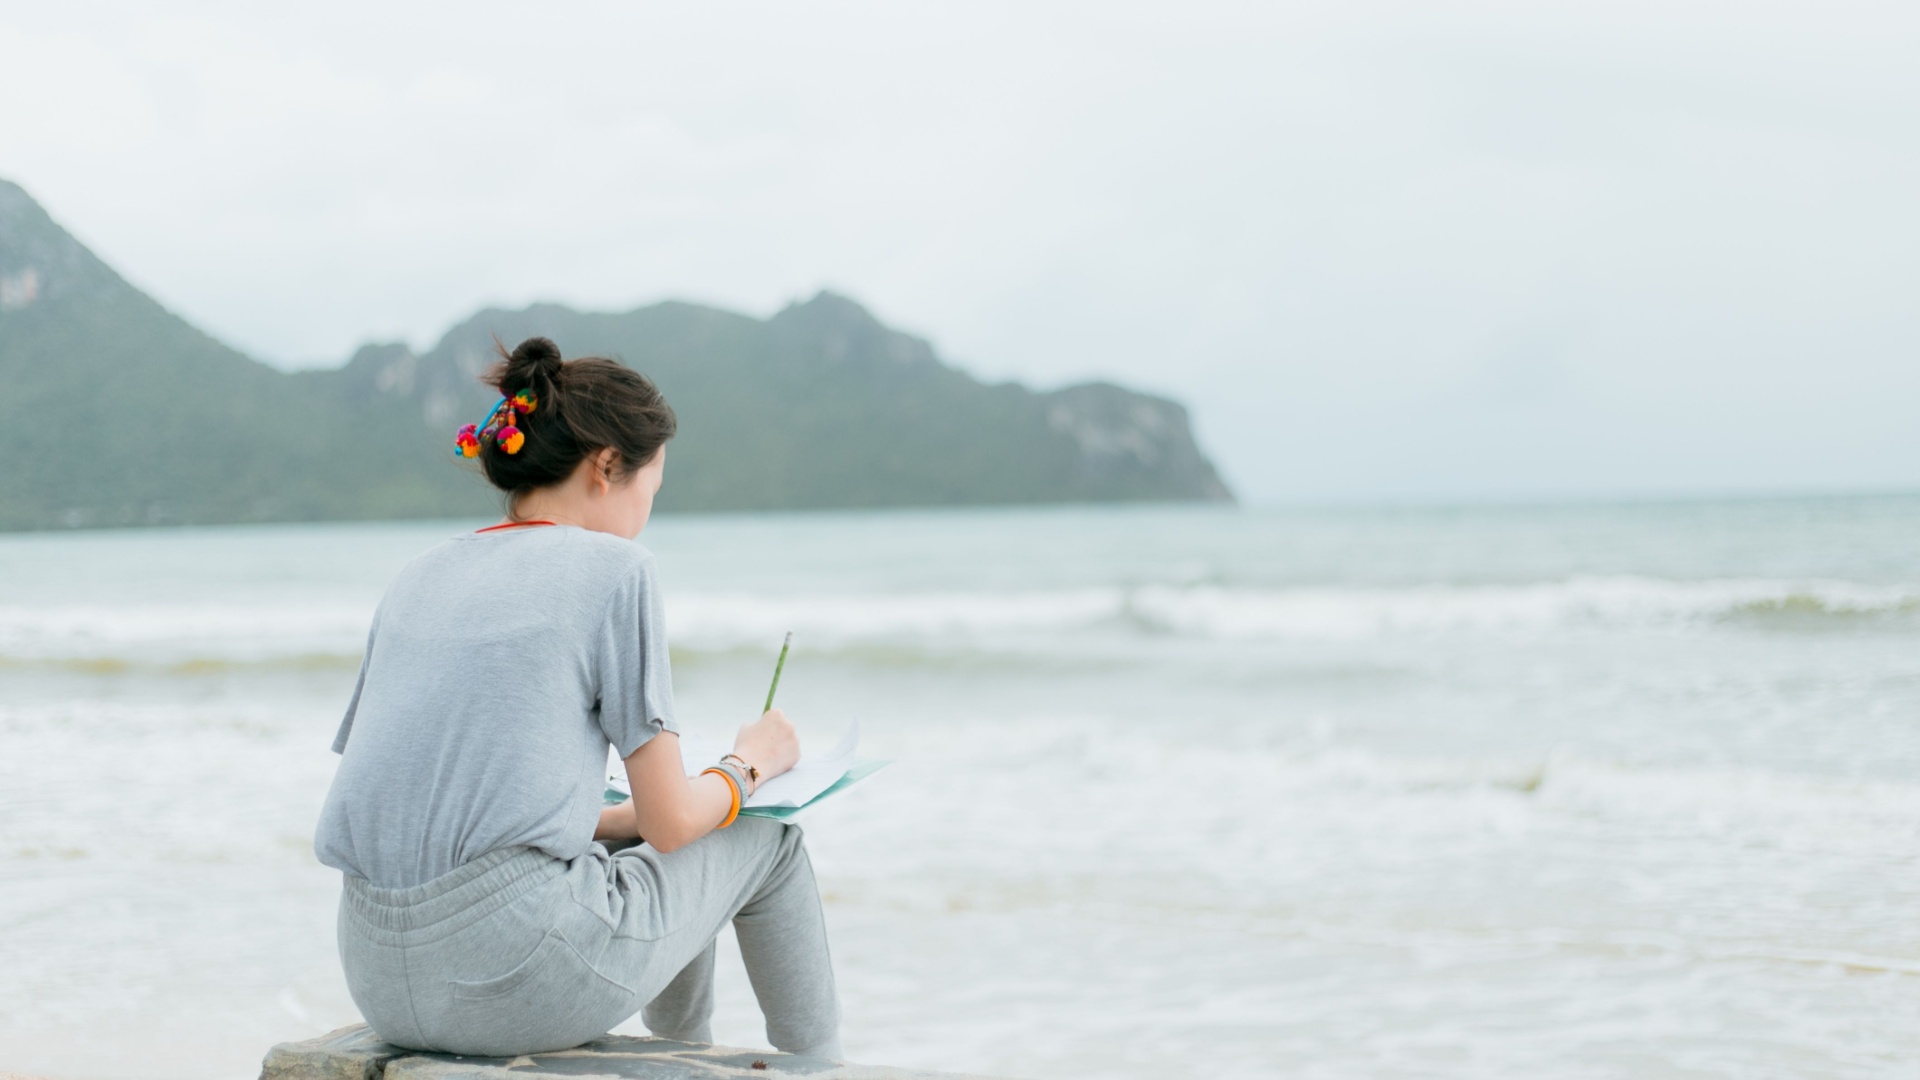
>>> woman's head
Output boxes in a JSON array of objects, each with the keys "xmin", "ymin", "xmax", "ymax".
[{"xmin": 474, "ymin": 336, "xmax": 677, "ymax": 536}]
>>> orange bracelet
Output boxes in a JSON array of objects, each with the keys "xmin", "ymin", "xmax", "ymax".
[{"xmin": 701, "ymin": 767, "xmax": 742, "ymax": 828}]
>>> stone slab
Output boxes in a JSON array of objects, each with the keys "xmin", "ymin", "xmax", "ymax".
[
  {"xmin": 261, "ymin": 1025, "xmax": 408, "ymax": 1080},
  {"xmin": 263, "ymin": 1025, "xmax": 1005, "ymax": 1080}
]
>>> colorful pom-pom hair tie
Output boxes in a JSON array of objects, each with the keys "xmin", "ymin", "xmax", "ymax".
[{"xmin": 452, "ymin": 389, "xmax": 539, "ymax": 458}]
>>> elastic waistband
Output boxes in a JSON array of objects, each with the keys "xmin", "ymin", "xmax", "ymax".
[{"xmin": 340, "ymin": 846, "xmax": 569, "ymax": 943}]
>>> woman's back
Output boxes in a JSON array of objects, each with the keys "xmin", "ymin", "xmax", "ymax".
[
  {"xmin": 313, "ymin": 337, "xmax": 837, "ymax": 1059},
  {"xmin": 315, "ymin": 524, "xmax": 678, "ymax": 888}
]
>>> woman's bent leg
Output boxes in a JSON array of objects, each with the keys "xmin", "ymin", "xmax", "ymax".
[
  {"xmin": 607, "ymin": 818, "xmax": 840, "ymax": 1057},
  {"xmin": 641, "ymin": 939, "xmax": 716, "ymax": 1044},
  {"xmin": 733, "ymin": 828, "xmax": 841, "ymax": 1058}
]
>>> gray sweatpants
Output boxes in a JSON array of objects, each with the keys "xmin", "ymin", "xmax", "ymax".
[{"xmin": 336, "ymin": 817, "xmax": 840, "ymax": 1059}]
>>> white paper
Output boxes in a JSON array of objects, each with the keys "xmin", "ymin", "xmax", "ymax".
[
  {"xmin": 741, "ymin": 721, "xmax": 859, "ymax": 808},
  {"xmin": 605, "ymin": 721, "xmax": 860, "ymax": 809}
]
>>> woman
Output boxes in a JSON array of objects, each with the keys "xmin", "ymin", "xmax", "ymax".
[{"xmin": 313, "ymin": 337, "xmax": 841, "ymax": 1059}]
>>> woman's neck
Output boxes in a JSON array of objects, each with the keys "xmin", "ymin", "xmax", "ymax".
[{"xmin": 508, "ymin": 492, "xmax": 589, "ymax": 530}]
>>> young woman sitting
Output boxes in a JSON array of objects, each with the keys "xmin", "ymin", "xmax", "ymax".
[{"xmin": 313, "ymin": 337, "xmax": 841, "ymax": 1059}]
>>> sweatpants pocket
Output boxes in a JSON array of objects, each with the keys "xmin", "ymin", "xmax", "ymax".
[{"xmin": 440, "ymin": 929, "xmax": 636, "ymax": 1055}]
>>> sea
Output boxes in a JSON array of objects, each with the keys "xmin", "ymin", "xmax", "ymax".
[{"xmin": 0, "ymin": 497, "xmax": 1916, "ymax": 1080}]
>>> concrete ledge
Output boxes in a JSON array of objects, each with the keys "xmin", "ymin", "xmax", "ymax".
[{"xmin": 262, "ymin": 1025, "xmax": 1004, "ymax": 1080}]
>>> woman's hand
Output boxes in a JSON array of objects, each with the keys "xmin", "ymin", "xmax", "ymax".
[
  {"xmin": 732, "ymin": 708, "xmax": 801, "ymax": 789},
  {"xmin": 617, "ymin": 709, "xmax": 800, "ymax": 854},
  {"xmin": 614, "ymin": 710, "xmax": 802, "ymax": 854}
]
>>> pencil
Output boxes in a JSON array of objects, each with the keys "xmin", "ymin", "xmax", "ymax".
[{"xmin": 763, "ymin": 631, "xmax": 792, "ymax": 714}]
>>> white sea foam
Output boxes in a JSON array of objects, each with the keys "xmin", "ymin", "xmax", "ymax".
[
  {"xmin": 1122, "ymin": 576, "xmax": 1920, "ymax": 640},
  {"xmin": 1262, "ymin": 742, "xmax": 1920, "ymax": 847},
  {"xmin": 638, "ymin": 576, "xmax": 1920, "ymax": 646},
  {"xmin": 0, "ymin": 600, "xmax": 378, "ymax": 664},
  {"xmin": 0, "ymin": 575, "xmax": 1912, "ymax": 665}
]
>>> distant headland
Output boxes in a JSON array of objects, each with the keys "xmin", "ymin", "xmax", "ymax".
[{"xmin": 0, "ymin": 178, "xmax": 1232, "ymax": 530}]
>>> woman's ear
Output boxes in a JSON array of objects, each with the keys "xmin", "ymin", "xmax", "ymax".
[
  {"xmin": 595, "ymin": 447, "xmax": 620, "ymax": 491},
  {"xmin": 580, "ymin": 448, "xmax": 609, "ymax": 496}
]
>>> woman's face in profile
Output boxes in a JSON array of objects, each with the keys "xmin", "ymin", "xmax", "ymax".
[{"xmin": 609, "ymin": 445, "xmax": 666, "ymax": 539}]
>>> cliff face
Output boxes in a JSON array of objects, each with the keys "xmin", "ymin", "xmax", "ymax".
[
  {"xmin": 0, "ymin": 178, "xmax": 1232, "ymax": 529},
  {"xmin": 0, "ymin": 180, "xmax": 474, "ymax": 529},
  {"xmin": 1042, "ymin": 382, "xmax": 1234, "ymax": 502}
]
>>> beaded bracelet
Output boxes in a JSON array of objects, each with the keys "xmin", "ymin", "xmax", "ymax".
[
  {"xmin": 701, "ymin": 764, "xmax": 744, "ymax": 828},
  {"xmin": 720, "ymin": 752, "xmax": 761, "ymax": 793}
]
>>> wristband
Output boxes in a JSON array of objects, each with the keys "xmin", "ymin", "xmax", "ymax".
[
  {"xmin": 709, "ymin": 759, "xmax": 751, "ymax": 801},
  {"xmin": 701, "ymin": 763, "xmax": 745, "ymax": 828},
  {"xmin": 720, "ymin": 753, "xmax": 761, "ymax": 794}
]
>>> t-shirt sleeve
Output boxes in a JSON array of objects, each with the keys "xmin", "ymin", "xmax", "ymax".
[
  {"xmin": 596, "ymin": 555, "xmax": 680, "ymax": 758},
  {"xmin": 331, "ymin": 610, "xmax": 380, "ymax": 754}
]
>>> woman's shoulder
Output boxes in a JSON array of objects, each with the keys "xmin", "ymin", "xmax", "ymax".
[
  {"xmin": 386, "ymin": 527, "xmax": 656, "ymax": 602},
  {"xmin": 371, "ymin": 528, "xmax": 660, "ymax": 643},
  {"xmin": 550, "ymin": 526, "xmax": 658, "ymax": 576},
  {"xmin": 500, "ymin": 528, "xmax": 661, "ymax": 594}
]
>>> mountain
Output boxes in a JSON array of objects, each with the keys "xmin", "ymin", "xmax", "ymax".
[{"xmin": 0, "ymin": 179, "xmax": 1232, "ymax": 529}]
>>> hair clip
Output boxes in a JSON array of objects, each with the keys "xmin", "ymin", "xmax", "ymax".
[{"xmin": 455, "ymin": 389, "xmax": 538, "ymax": 457}]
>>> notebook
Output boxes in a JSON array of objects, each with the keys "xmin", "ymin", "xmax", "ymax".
[{"xmin": 604, "ymin": 720, "xmax": 888, "ymax": 819}]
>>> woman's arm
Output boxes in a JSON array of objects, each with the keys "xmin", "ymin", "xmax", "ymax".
[
  {"xmin": 593, "ymin": 800, "xmax": 642, "ymax": 842},
  {"xmin": 613, "ymin": 708, "xmax": 802, "ymax": 853}
]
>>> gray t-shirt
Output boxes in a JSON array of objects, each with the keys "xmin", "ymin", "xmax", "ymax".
[{"xmin": 314, "ymin": 525, "xmax": 678, "ymax": 888}]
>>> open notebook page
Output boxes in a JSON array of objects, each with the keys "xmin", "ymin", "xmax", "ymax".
[{"xmin": 605, "ymin": 721, "xmax": 864, "ymax": 810}]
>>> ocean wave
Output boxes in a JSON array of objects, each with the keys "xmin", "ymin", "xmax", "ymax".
[
  {"xmin": 1122, "ymin": 577, "xmax": 1920, "ymax": 641},
  {"xmin": 0, "ymin": 643, "xmax": 1037, "ymax": 676},
  {"xmin": 1318, "ymin": 745, "xmax": 1920, "ymax": 860},
  {"xmin": 0, "ymin": 601, "xmax": 376, "ymax": 666},
  {"xmin": 0, "ymin": 653, "xmax": 364, "ymax": 675},
  {"xmin": 1052, "ymin": 730, "xmax": 1920, "ymax": 862},
  {"xmin": 663, "ymin": 576, "xmax": 1920, "ymax": 646},
  {"xmin": 1274, "ymin": 742, "xmax": 1920, "ymax": 818},
  {"xmin": 0, "ymin": 576, "xmax": 1910, "ymax": 666}
]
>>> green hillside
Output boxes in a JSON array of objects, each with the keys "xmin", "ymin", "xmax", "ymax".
[{"xmin": 0, "ymin": 179, "xmax": 1232, "ymax": 529}]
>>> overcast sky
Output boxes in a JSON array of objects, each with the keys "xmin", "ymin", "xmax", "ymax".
[{"xmin": 4, "ymin": 0, "xmax": 1918, "ymax": 504}]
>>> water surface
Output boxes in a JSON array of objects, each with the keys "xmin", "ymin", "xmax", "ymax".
[{"xmin": 1, "ymin": 497, "xmax": 1916, "ymax": 1078}]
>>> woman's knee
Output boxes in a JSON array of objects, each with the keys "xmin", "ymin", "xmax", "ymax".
[
  {"xmin": 719, "ymin": 815, "xmax": 805, "ymax": 861},
  {"xmin": 753, "ymin": 819, "xmax": 811, "ymax": 874}
]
